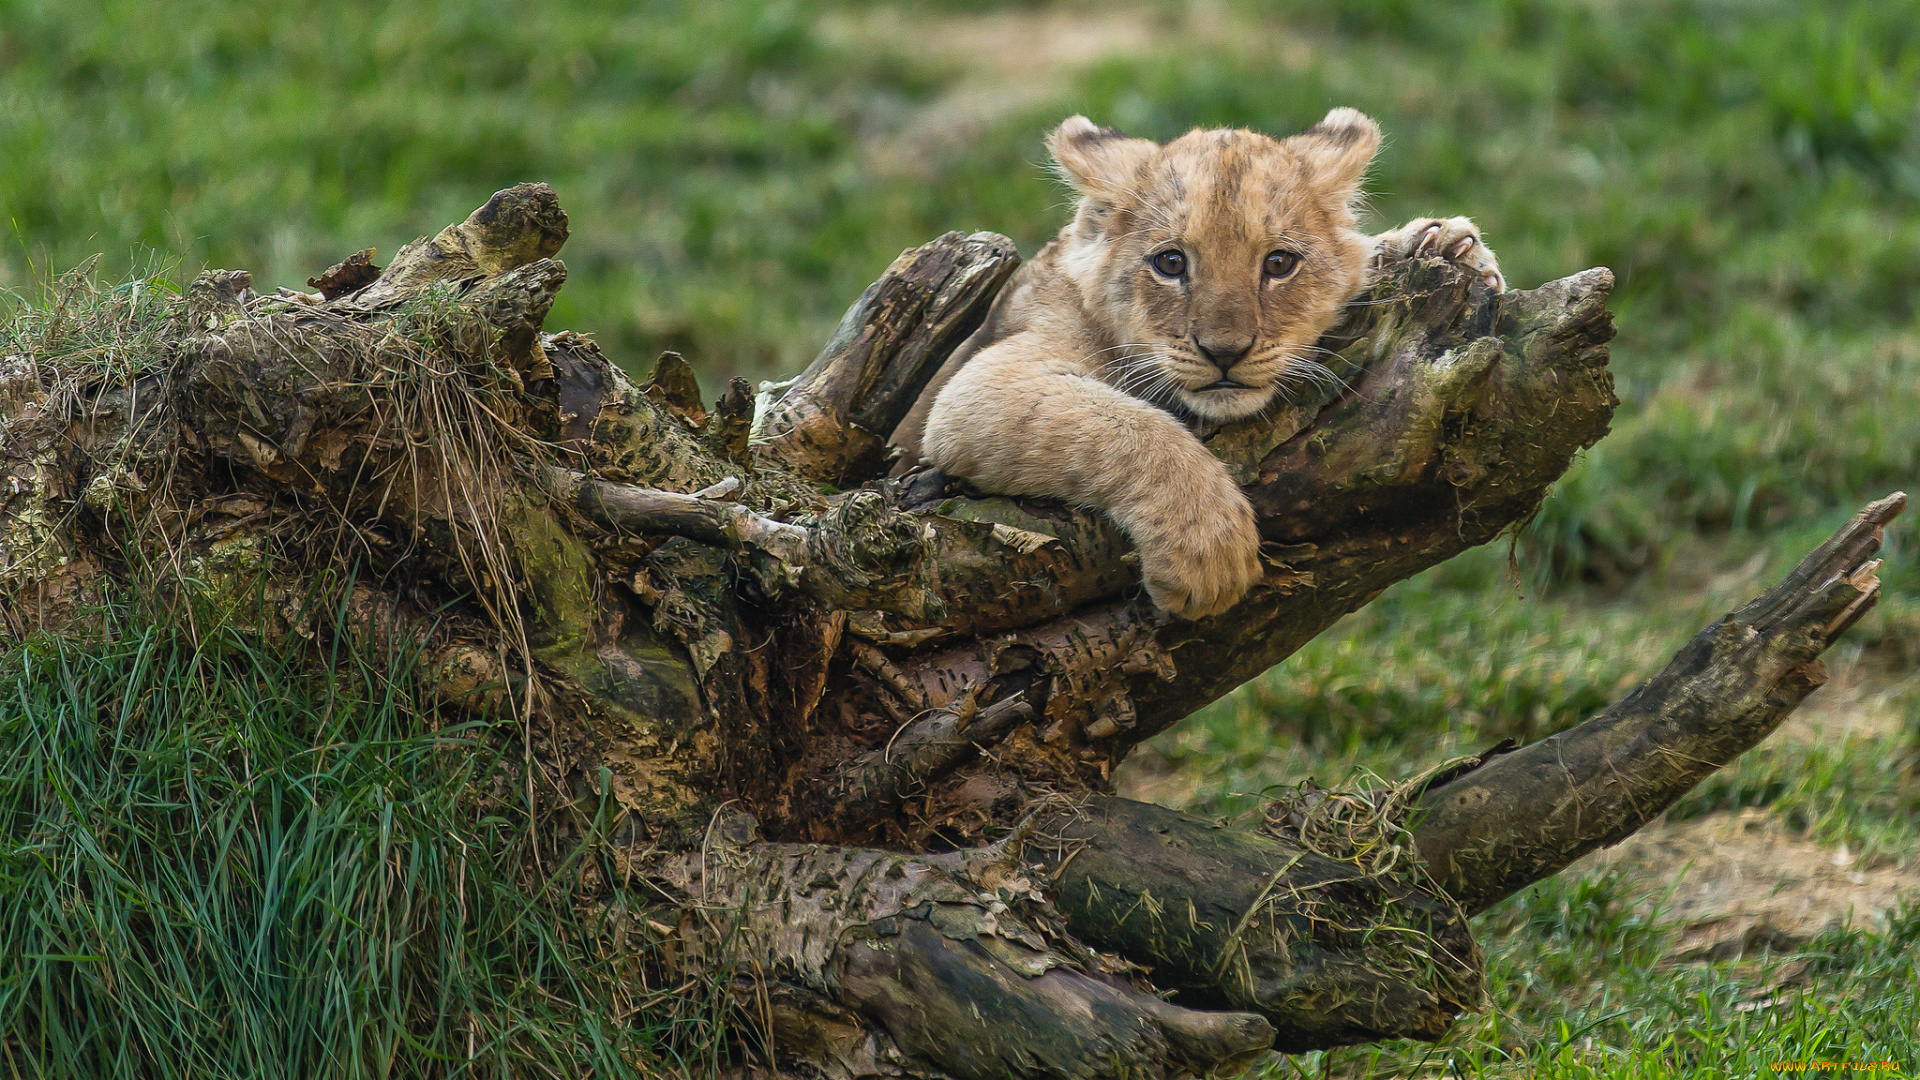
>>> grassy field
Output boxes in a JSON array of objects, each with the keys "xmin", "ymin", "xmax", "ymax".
[
  {"xmin": 0, "ymin": 613, "xmax": 712, "ymax": 1077},
  {"xmin": 3, "ymin": 0, "xmax": 1918, "ymax": 1075}
]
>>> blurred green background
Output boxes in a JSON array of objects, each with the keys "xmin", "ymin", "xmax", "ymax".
[{"xmin": 3, "ymin": 0, "xmax": 1918, "ymax": 1075}]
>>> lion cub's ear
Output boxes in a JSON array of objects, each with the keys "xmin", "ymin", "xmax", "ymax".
[
  {"xmin": 1289, "ymin": 107, "xmax": 1382, "ymax": 196},
  {"xmin": 1047, "ymin": 116, "xmax": 1158, "ymax": 204}
]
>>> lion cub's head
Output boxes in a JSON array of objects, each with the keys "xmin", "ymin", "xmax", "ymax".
[{"xmin": 1047, "ymin": 109, "xmax": 1381, "ymax": 422}]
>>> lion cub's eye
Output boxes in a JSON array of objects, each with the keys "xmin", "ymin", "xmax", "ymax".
[
  {"xmin": 1264, "ymin": 250, "xmax": 1302, "ymax": 279},
  {"xmin": 1150, "ymin": 249, "xmax": 1187, "ymax": 278}
]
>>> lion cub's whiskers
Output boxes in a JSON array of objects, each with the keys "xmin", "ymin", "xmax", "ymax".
[
  {"xmin": 914, "ymin": 109, "xmax": 1500, "ymax": 619},
  {"xmin": 1108, "ymin": 354, "xmax": 1183, "ymax": 406},
  {"xmin": 1277, "ymin": 355, "xmax": 1349, "ymax": 395}
]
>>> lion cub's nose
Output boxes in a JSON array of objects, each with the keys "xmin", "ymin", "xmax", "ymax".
[{"xmin": 1194, "ymin": 334, "xmax": 1254, "ymax": 368}]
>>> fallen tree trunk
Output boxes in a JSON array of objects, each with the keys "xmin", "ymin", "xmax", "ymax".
[
  {"xmin": 1409, "ymin": 492, "xmax": 1900, "ymax": 914},
  {"xmin": 0, "ymin": 183, "xmax": 1898, "ymax": 1078}
]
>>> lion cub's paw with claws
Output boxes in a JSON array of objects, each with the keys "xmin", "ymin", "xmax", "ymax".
[
  {"xmin": 1375, "ymin": 216, "xmax": 1505, "ymax": 292},
  {"xmin": 1136, "ymin": 498, "xmax": 1264, "ymax": 620}
]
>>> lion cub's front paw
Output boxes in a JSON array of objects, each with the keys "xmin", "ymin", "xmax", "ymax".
[
  {"xmin": 1138, "ymin": 504, "xmax": 1264, "ymax": 620},
  {"xmin": 1376, "ymin": 216, "xmax": 1505, "ymax": 292}
]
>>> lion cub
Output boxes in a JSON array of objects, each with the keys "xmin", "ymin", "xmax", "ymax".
[{"xmin": 905, "ymin": 109, "xmax": 1504, "ymax": 619}]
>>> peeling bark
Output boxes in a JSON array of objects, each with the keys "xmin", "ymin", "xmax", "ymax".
[
  {"xmin": 754, "ymin": 231, "xmax": 1020, "ymax": 486},
  {"xmin": 0, "ymin": 183, "xmax": 1899, "ymax": 1078},
  {"xmin": 659, "ymin": 810, "xmax": 1275, "ymax": 1079}
]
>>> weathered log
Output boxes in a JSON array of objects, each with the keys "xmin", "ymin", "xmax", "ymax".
[
  {"xmin": 1, "ymin": 182, "xmax": 1897, "ymax": 1077},
  {"xmin": 552, "ymin": 469, "xmax": 943, "ymax": 620},
  {"xmin": 1410, "ymin": 492, "xmax": 1901, "ymax": 914},
  {"xmin": 991, "ymin": 495, "xmax": 1896, "ymax": 1048},
  {"xmin": 778, "ymin": 258, "xmax": 1619, "ymax": 838},
  {"xmin": 813, "ymin": 693, "xmax": 1037, "ymax": 838},
  {"xmin": 1029, "ymin": 796, "xmax": 1482, "ymax": 1052},
  {"xmin": 754, "ymin": 231, "xmax": 1020, "ymax": 485},
  {"xmin": 658, "ymin": 811, "xmax": 1275, "ymax": 1078}
]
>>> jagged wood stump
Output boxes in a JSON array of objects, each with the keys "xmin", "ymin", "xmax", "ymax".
[{"xmin": 0, "ymin": 183, "xmax": 1899, "ymax": 1078}]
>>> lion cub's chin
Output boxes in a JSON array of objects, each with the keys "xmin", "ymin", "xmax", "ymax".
[{"xmin": 1174, "ymin": 384, "xmax": 1276, "ymax": 422}]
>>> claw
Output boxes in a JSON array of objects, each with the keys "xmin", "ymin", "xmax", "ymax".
[{"xmin": 1384, "ymin": 216, "xmax": 1504, "ymax": 293}]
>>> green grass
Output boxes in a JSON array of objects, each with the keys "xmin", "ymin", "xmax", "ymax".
[
  {"xmin": 1132, "ymin": 540, "xmax": 1920, "ymax": 1076},
  {"xmin": 1270, "ymin": 882, "xmax": 1920, "ymax": 1078},
  {"xmin": 0, "ymin": 599, "xmax": 715, "ymax": 1078},
  {"xmin": 3, "ymin": 0, "xmax": 1920, "ymax": 1075}
]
